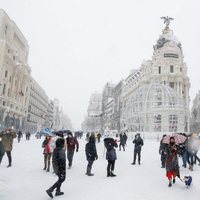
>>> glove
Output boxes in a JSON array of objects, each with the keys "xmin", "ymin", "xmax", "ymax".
[
  {"xmin": 76, "ymin": 149, "xmax": 78, "ymax": 152},
  {"xmin": 95, "ymin": 155, "xmax": 98, "ymax": 160}
]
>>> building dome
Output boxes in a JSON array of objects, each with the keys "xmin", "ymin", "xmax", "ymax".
[{"xmin": 125, "ymin": 82, "xmax": 187, "ymax": 133}]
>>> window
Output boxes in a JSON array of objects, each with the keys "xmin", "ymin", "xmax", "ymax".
[
  {"xmin": 13, "ymin": 56, "xmax": 15, "ymax": 60},
  {"xmin": 3, "ymin": 101, "xmax": 6, "ymax": 106},
  {"xmin": 5, "ymin": 25, "xmax": 8, "ymax": 35},
  {"xmin": 5, "ymin": 70, "xmax": 8, "ymax": 78},
  {"xmin": 158, "ymin": 66, "xmax": 161, "ymax": 74},
  {"xmin": 180, "ymin": 67, "xmax": 182, "ymax": 72},
  {"xmin": 9, "ymin": 76, "xmax": 12, "ymax": 82},
  {"xmin": 169, "ymin": 115, "xmax": 178, "ymax": 132},
  {"xmin": 154, "ymin": 115, "xmax": 161, "ymax": 132},
  {"xmin": 169, "ymin": 82, "xmax": 174, "ymax": 88},
  {"xmin": 170, "ymin": 65, "xmax": 174, "ymax": 73},
  {"xmin": 3, "ymin": 84, "xmax": 6, "ymax": 95}
]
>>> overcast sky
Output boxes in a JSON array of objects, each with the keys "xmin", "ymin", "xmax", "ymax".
[{"xmin": 1, "ymin": 0, "xmax": 200, "ymax": 129}]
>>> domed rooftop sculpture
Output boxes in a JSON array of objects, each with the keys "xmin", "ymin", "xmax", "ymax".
[{"xmin": 153, "ymin": 16, "xmax": 182, "ymax": 51}]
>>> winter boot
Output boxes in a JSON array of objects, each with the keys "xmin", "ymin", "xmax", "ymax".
[
  {"xmin": 46, "ymin": 188, "xmax": 53, "ymax": 198},
  {"xmin": 173, "ymin": 178, "xmax": 176, "ymax": 184},
  {"xmin": 55, "ymin": 191, "xmax": 64, "ymax": 196},
  {"xmin": 7, "ymin": 164, "xmax": 11, "ymax": 168},
  {"xmin": 168, "ymin": 180, "xmax": 172, "ymax": 187},
  {"xmin": 189, "ymin": 164, "xmax": 193, "ymax": 171},
  {"xmin": 107, "ymin": 170, "xmax": 111, "ymax": 177},
  {"xmin": 110, "ymin": 171, "xmax": 116, "ymax": 177},
  {"xmin": 46, "ymin": 167, "xmax": 50, "ymax": 172},
  {"xmin": 131, "ymin": 162, "xmax": 135, "ymax": 165},
  {"xmin": 86, "ymin": 167, "xmax": 94, "ymax": 176}
]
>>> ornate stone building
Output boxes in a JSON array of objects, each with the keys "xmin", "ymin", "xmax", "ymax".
[
  {"xmin": 121, "ymin": 18, "xmax": 190, "ymax": 134},
  {"xmin": 0, "ymin": 9, "xmax": 31, "ymax": 131}
]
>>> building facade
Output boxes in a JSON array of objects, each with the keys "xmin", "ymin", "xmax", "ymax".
[
  {"xmin": 0, "ymin": 9, "xmax": 31, "ymax": 131},
  {"xmin": 190, "ymin": 91, "xmax": 200, "ymax": 133},
  {"xmin": 101, "ymin": 82, "xmax": 115, "ymax": 132},
  {"xmin": 113, "ymin": 80, "xmax": 123, "ymax": 133},
  {"xmin": 82, "ymin": 92, "xmax": 102, "ymax": 132},
  {"xmin": 26, "ymin": 78, "xmax": 48, "ymax": 133},
  {"xmin": 121, "ymin": 19, "xmax": 190, "ymax": 133}
]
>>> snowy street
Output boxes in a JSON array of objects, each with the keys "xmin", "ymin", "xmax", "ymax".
[{"xmin": 0, "ymin": 136, "xmax": 199, "ymax": 200}]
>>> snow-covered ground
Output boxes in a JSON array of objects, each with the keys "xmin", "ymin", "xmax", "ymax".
[{"xmin": 0, "ymin": 136, "xmax": 199, "ymax": 200}]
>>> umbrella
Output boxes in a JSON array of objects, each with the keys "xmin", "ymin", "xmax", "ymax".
[
  {"xmin": 162, "ymin": 133, "xmax": 187, "ymax": 144},
  {"xmin": 53, "ymin": 129, "xmax": 72, "ymax": 137},
  {"xmin": 40, "ymin": 131, "xmax": 54, "ymax": 137}
]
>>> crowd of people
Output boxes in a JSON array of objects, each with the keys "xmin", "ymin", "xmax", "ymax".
[
  {"xmin": 159, "ymin": 132, "xmax": 199, "ymax": 187},
  {"xmin": 0, "ymin": 128, "xmax": 200, "ymax": 198}
]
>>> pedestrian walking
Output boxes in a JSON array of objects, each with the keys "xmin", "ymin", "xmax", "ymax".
[
  {"xmin": 66, "ymin": 131, "xmax": 79, "ymax": 168},
  {"xmin": 165, "ymin": 137, "xmax": 180, "ymax": 187},
  {"xmin": 46, "ymin": 138, "xmax": 66, "ymax": 198},
  {"xmin": 17, "ymin": 130, "xmax": 23, "ymax": 143},
  {"xmin": 42, "ymin": 135, "xmax": 54, "ymax": 172}
]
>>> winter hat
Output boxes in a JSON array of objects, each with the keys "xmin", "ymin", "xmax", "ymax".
[{"xmin": 56, "ymin": 138, "xmax": 65, "ymax": 148}]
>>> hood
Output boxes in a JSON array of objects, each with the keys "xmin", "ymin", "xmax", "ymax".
[{"xmin": 56, "ymin": 138, "xmax": 65, "ymax": 148}]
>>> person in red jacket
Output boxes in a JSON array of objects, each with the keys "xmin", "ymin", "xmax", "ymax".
[
  {"xmin": 66, "ymin": 131, "xmax": 79, "ymax": 168},
  {"xmin": 42, "ymin": 135, "xmax": 53, "ymax": 172}
]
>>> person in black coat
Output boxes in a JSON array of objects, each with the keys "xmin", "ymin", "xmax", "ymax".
[
  {"xmin": 46, "ymin": 138, "xmax": 66, "ymax": 198},
  {"xmin": 104, "ymin": 137, "xmax": 118, "ymax": 177},
  {"xmin": 159, "ymin": 134, "xmax": 167, "ymax": 168},
  {"xmin": 131, "ymin": 133, "xmax": 144, "ymax": 165},
  {"xmin": 85, "ymin": 135, "xmax": 98, "ymax": 176},
  {"xmin": 119, "ymin": 133, "xmax": 126, "ymax": 151}
]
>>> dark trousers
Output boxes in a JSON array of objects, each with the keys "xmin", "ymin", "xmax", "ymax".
[
  {"xmin": 44, "ymin": 153, "xmax": 52, "ymax": 170},
  {"xmin": 107, "ymin": 160, "xmax": 115, "ymax": 174},
  {"xmin": 187, "ymin": 153, "xmax": 195, "ymax": 166},
  {"xmin": 6, "ymin": 151, "xmax": 12, "ymax": 165},
  {"xmin": 119, "ymin": 143, "xmax": 125, "ymax": 151},
  {"xmin": 194, "ymin": 154, "xmax": 200, "ymax": 164},
  {"xmin": 50, "ymin": 172, "xmax": 66, "ymax": 192},
  {"xmin": 67, "ymin": 149, "xmax": 75, "ymax": 167},
  {"xmin": 87, "ymin": 159, "xmax": 94, "ymax": 174},
  {"xmin": 133, "ymin": 149, "xmax": 141, "ymax": 164},
  {"xmin": 87, "ymin": 159, "xmax": 94, "ymax": 169},
  {"xmin": 182, "ymin": 151, "xmax": 187, "ymax": 167}
]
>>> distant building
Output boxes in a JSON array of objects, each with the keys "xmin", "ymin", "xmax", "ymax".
[
  {"xmin": 190, "ymin": 91, "xmax": 200, "ymax": 133},
  {"xmin": 26, "ymin": 78, "xmax": 48, "ymax": 133},
  {"xmin": 82, "ymin": 92, "xmax": 102, "ymax": 132}
]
